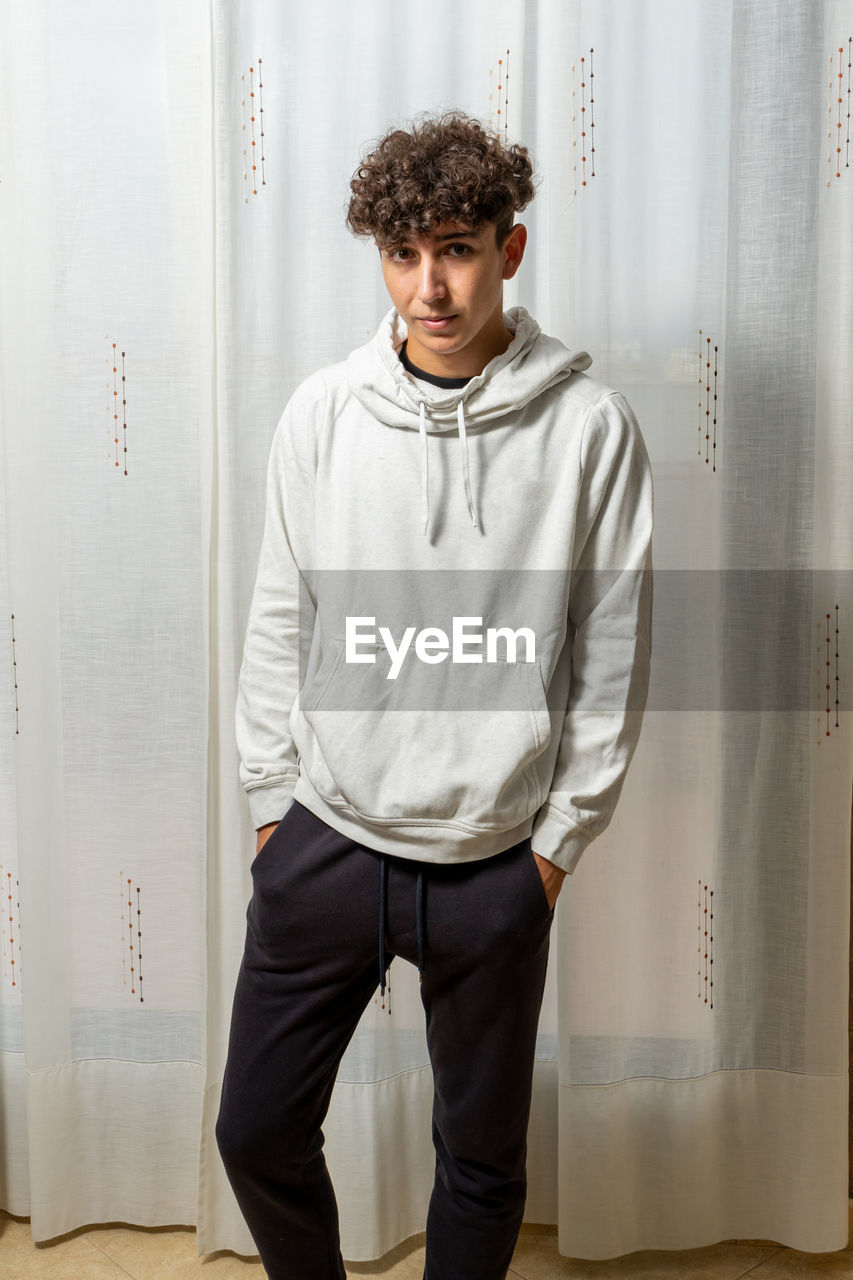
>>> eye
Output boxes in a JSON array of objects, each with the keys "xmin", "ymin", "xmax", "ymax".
[{"xmin": 384, "ymin": 243, "xmax": 471, "ymax": 262}]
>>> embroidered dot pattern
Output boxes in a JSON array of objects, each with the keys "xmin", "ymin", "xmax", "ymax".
[
  {"xmin": 120, "ymin": 871, "xmax": 144, "ymax": 1002},
  {"xmin": 0, "ymin": 866, "xmax": 21, "ymax": 990},
  {"xmin": 826, "ymin": 39, "xmax": 851, "ymax": 184},
  {"xmin": 697, "ymin": 881, "xmax": 714, "ymax": 1009},
  {"xmin": 697, "ymin": 330, "xmax": 719, "ymax": 471},
  {"xmin": 105, "ymin": 340, "xmax": 128, "ymax": 475},
  {"xmin": 241, "ymin": 59, "xmax": 266, "ymax": 202},
  {"xmin": 816, "ymin": 606, "xmax": 841, "ymax": 741},
  {"xmin": 10, "ymin": 613, "xmax": 18, "ymax": 735}
]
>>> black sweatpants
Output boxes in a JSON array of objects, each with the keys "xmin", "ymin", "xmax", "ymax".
[{"xmin": 215, "ymin": 799, "xmax": 554, "ymax": 1280}]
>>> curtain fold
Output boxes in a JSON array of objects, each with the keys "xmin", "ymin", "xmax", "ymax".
[{"xmin": 0, "ymin": 0, "xmax": 848, "ymax": 1261}]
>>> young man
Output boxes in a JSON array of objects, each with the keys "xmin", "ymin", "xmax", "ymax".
[{"xmin": 216, "ymin": 111, "xmax": 654, "ymax": 1280}]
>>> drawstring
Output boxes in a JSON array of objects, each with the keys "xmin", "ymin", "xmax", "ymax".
[
  {"xmin": 416, "ymin": 868, "xmax": 424, "ymax": 982},
  {"xmin": 417, "ymin": 398, "xmax": 478, "ymax": 536},
  {"xmin": 377, "ymin": 856, "xmax": 426, "ymax": 1012},
  {"xmin": 456, "ymin": 400, "xmax": 477, "ymax": 529},
  {"xmin": 418, "ymin": 401, "xmax": 430, "ymax": 536},
  {"xmin": 378, "ymin": 855, "xmax": 390, "ymax": 1012}
]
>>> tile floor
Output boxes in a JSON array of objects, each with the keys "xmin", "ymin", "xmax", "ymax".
[{"xmin": 1, "ymin": 1207, "xmax": 851, "ymax": 1279}]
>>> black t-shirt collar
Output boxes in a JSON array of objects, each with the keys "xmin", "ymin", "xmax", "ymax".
[{"xmin": 398, "ymin": 338, "xmax": 474, "ymax": 389}]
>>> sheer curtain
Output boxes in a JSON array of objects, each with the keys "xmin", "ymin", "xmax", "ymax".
[{"xmin": 0, "ymin": 0, "xmax": 849, "ymax": 1262}]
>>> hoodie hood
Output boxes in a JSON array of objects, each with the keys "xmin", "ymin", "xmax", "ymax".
[{"xmin": 346, "ymin": 304, "xmax": 593, "ymax": 536}]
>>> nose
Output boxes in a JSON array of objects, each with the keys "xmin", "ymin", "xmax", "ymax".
[{"xmin": 417, "ymin": 254, "xmax": 448, "ymax": 303}]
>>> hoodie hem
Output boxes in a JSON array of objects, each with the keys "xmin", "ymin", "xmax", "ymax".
[{"xmin": 292, "ymin": 773, "xmax": 537, "ymax": 865}]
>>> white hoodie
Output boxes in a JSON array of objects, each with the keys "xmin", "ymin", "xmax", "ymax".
[{"xmin": 235, "ymin": 304, "xmax": 654, "ymax": 875}]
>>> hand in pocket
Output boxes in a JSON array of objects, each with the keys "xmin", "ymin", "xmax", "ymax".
[
  {"xmin": 256, "ymin": 822, "xmax": 278, "ymax": 857},
  {"xmin": 531, "ymin": 848, "xmax": 566, "ymax": 910}
]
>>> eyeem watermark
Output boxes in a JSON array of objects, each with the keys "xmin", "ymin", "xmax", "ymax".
[{"xmin": 346, "ymin": 616, "xmax": 537, "ymax": 680}]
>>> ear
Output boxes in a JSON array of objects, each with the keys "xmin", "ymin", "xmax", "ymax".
[{"xmin": 501, "ymin": 224, "xmax": 527, "ymax": 281}]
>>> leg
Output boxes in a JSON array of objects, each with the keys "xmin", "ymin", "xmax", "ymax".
[
  {"xmin": 215, "ymin": 802, "xmax": 389, "ymax": 1280},
  {"xmin": 418, "ymin": 838, "xmax": 554, "ymax": 1280}
]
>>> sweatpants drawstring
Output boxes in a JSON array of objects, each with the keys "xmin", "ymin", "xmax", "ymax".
[
  {"xmin": 379, "ymin": 855, "xmax": 389, "ymax": 1012},
  {"xmin": 378, "ymin": 855, "xmax": 426, "ymax": 1011},
  {"xmin": 416, "ymin": 868, "xmax": 425, "ymax": 983}
]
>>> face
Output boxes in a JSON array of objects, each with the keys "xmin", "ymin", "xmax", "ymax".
[{"xmin": 377, "ymin": 219, "xmax": 527, "ymax": 378}]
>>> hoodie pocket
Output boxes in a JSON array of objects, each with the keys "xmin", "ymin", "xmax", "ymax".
[{"xmin": 297, "ymin": 636, "xmax": 552, "ymax": 829}]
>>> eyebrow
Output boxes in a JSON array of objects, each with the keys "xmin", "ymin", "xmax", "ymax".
[
  {"xmin": 379, "ymin": 228, "xmax": 479, "ymax": 252},
  {"xmin": 384, "ymin": 229, "xmax": 477, "ymax": 245}
]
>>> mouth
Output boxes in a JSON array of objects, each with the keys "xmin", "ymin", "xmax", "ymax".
[{"xmin": 418, "ymin": 314, "xmax": 457, "ymax": 330}]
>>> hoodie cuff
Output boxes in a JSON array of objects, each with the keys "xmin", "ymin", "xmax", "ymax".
[
  {"xmin": 247, "ymin": 778, "xmax": 298, "ymax": 831},
  {"xmin": 530, "ymin": 806, "xmax": 594, "ymax": 875}
]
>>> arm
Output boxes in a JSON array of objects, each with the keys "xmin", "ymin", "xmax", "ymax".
[
  {"xmin": 235, "ymin": 379, "xmax": 321, "ymax": 834},
  {"xmin": 531, "ymin": 391, "xmax": 654, "ymax": 878}
]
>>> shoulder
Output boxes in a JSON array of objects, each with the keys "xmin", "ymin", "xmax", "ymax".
[
  {"xmin": 280, "ymin": 365, "xmax": 333, "ymax": 413},
  {"xmin": 282, "ymin": 356, "xmax": 355, "ymax": 418},
  {"xmin": 547, "ymin": 364, "xmax": 623, "ymax": 413},
  {"xmin": 271, "ymin": 357, "xmax": 357, "ymax": 469},
  {"xmin": 546, "ymin": 369, "xmax": 643, "ymax": 453}
]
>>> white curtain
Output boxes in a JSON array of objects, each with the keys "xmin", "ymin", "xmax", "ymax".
[{"xmin": 0, "ymin": 0, "xmax": 849, "ymax": 1262}]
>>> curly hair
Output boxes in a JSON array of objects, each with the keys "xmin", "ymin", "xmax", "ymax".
[{"xmin": 345, "ymin": 109, "xmax": 537, "ymax": 249}]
